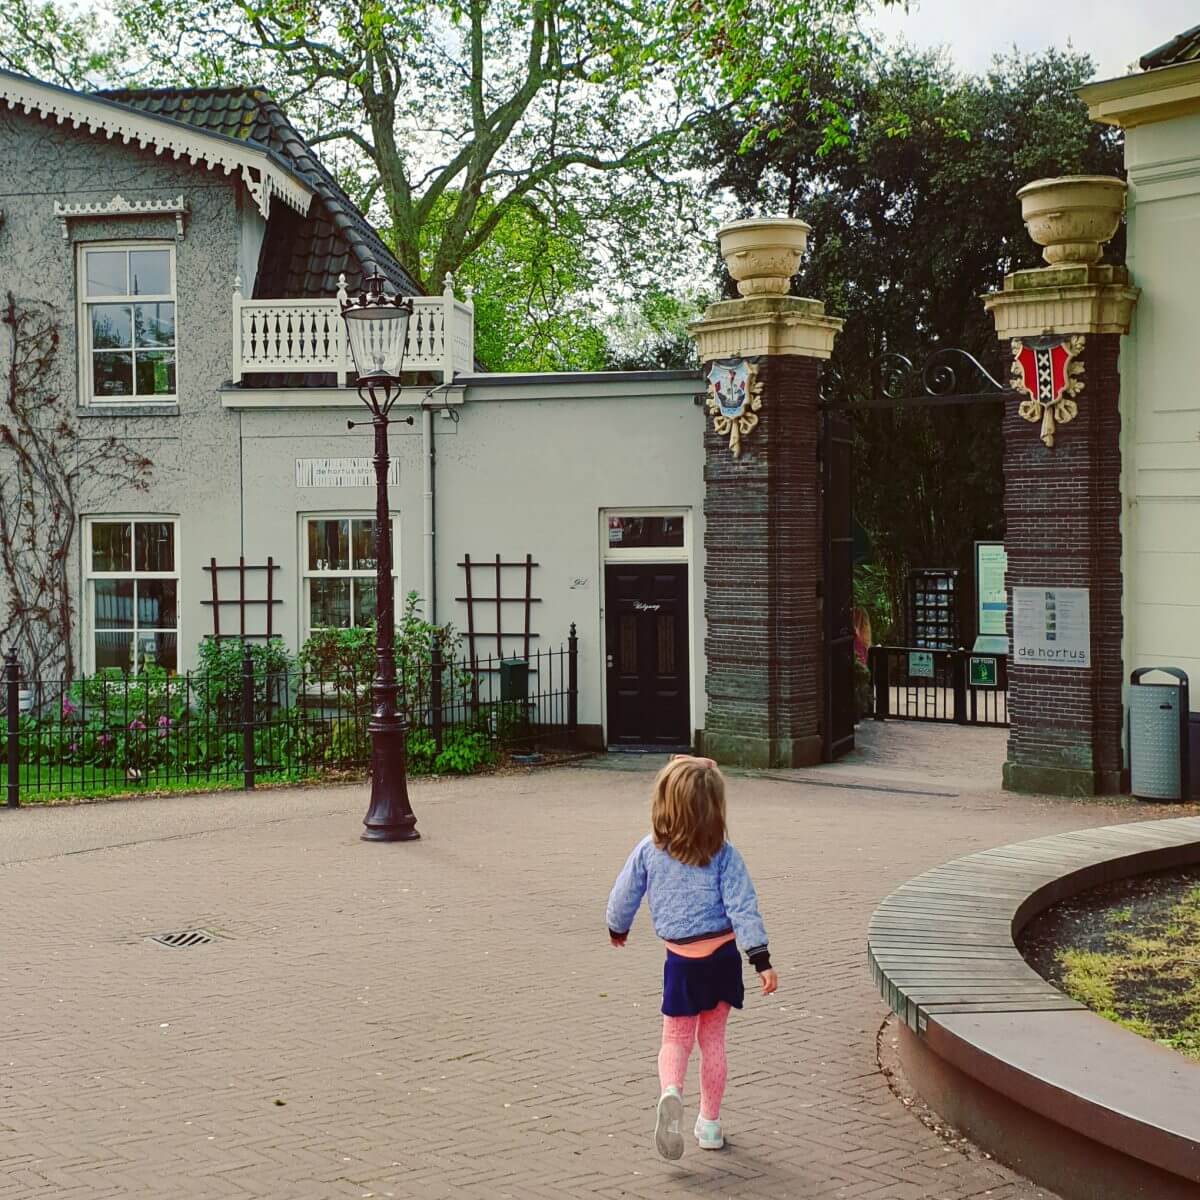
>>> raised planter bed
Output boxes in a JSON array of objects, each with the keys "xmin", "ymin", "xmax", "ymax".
[{"xmin": 867, "ymin": 817, "xmax": 1200, "ymax": 1199}]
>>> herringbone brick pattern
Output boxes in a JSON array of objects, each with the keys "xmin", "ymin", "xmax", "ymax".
[{"xmin": 0, "ymin": 725, "xmax": 1162, "ymax": 1198}]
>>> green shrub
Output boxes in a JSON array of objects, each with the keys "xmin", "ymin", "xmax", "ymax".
[{"xmin": 433, "ymin": 728, "xmax": 495, "ymax": 775}]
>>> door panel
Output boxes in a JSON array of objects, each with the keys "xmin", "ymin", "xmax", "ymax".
[{"xmin": 605, "ymin": 563, "xmax": 690, "ymax": 747}]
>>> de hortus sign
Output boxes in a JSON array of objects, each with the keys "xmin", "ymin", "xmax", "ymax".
[{"xmin": 1012, "ymin": 586, "xmax": 1091, "ymax": 669}]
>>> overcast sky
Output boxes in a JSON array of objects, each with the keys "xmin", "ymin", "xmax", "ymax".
[{"xmin": 869, "ymin": 0, "xmax": 1197, "ymax": 80}]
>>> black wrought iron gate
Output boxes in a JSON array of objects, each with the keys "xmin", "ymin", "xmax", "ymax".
[{"xmin": 821, "ymin": 410, "xmax": 855, "ymax": 761}]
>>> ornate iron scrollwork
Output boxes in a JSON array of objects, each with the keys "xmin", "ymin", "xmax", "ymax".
[{"xmin": 821, "ymin": 347, "xmax": 1013, "ymax": 409}]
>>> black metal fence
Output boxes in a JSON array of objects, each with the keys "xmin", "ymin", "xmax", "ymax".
[
  {"xmin": 3, "ymin": 630, "xmax": 579, "ymax": 806},
  {"xmin": 868, "ymin": 645, "xmax": 1009, "ymax": 728}
]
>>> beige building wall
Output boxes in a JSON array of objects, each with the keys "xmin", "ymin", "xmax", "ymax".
[{"xmin": 1121, "ymin": 111, "xmax": 1200, "ymax": 707}]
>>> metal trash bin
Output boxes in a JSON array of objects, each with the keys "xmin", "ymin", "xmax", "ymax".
[{"xmin": 1129, "ymin": 667, "xmax": 1191, "ymax": 802}]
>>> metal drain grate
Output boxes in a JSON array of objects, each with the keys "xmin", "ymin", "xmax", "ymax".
[{"xmin": 148, "ymin": 929, "xmax": 215, "ymax": 948}]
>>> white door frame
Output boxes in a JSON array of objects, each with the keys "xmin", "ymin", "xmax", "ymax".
[{"xmin": 597, "ymin": 507, "xmax": 695, "ymax": 747}]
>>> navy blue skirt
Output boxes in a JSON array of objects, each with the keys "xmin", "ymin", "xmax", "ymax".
[{"xmin": 662, "ymin": 939, "xmax": 745, "ymax": 1017}]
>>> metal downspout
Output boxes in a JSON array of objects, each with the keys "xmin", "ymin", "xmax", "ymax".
[{"xmin": 422, "ymin": 404, "xmax": 436, "ymax": 624}]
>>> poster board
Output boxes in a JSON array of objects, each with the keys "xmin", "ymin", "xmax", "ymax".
[
  {"xmin": 974, "ymin": 542, "xmax": 1008, "ymax": 638},
  {"xmin": 1012, "ymin": 587, "xmax": 1091, "ymax": 669}
]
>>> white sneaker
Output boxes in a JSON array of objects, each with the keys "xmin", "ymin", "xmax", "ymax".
[
  {"xmin": 694, "ymin": 1114, "xmax": 724, "ymax": 1150},
  {"xmin": 654, "ymin": 1086, "xmax": 685, "ymax": 1160}
]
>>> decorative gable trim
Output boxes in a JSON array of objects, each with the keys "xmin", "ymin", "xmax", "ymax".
[
  {"xmin": 54, "ymin": 193, "xmax": 188, "ymax": 240},
  {"xmin": 0, "ymin": 72, "xmax": 313, "ymax": 219}
]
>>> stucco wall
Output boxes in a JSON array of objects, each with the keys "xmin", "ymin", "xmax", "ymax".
[
  {"xmin": 1123, "ymin": 113, "xmax": 1200, "ymax": 708},
  {"xmin": 236, "ymin": 377, "xmax": 707, "ymax": 736},
  {"xmin": 0, "ymin": 104, "xmax": 244, "ymax": 675}
]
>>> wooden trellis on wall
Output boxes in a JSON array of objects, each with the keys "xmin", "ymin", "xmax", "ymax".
[
  {"xmin": 202, "ymin": 557, "xmax": 283, "ymax": 640},
  {"xmin": 457, "ymin": 553, "xmax": 541, "ymax": 663}
]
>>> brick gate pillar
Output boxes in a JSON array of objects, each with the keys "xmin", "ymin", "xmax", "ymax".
[
  {"xmin": 689, "ymin": 237, "xmax": 842, "ymax": 768},
  {"xmin": 983, "ymin": 179, "xmax": 1139, "ymax": 796}
]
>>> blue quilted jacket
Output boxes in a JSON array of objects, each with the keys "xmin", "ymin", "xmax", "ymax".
[{"xmin": 606, "ymin": 835, "xmax": 770, "ymax": 968}]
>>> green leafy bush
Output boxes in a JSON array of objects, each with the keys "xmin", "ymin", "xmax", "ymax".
[{"xmin": 433, "ymin": 729, "xmax": 495, "ymax": 775}]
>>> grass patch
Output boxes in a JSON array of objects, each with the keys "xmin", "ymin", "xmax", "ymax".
[{"xmin": 1056, "ymin": 884, "xmax": 1200, "ymax": 1060}]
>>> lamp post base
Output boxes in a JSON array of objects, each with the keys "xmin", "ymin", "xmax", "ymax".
[{"xmin": 361, "ymin": 717, "xmax": 420, "ymax": 842}]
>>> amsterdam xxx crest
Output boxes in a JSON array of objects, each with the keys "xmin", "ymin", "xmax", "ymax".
[
  {"xmin": 1010, "ymin": 334, "xmax": 1085, "ymax": 448},
  {"xmin": 705, "ymin": 359, "xmax": 763, "ymax": 457}
]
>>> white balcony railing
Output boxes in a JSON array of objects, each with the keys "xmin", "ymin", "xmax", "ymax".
[{"xmin": 232, "ymin": 273, "xmax": 474, "ymax": 385}]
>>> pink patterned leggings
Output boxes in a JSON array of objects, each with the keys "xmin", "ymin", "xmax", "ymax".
[{"xmin": 657, "ymin": 1003, "xmax": 730, "ymax": 1120}]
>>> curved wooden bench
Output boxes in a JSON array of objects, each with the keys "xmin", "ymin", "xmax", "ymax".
[{"xmin": 868, "ymin": 816, "xmax": 1200, "ymax": 1200}]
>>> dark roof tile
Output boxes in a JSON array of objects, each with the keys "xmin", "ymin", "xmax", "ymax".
[
  {"xmin": 95, "ymin": 84, "xmax": 421, "ymax": 299},
  {"xmin": 1140, "ymin": 24, "xmax": 1200, "ymax": 70}
]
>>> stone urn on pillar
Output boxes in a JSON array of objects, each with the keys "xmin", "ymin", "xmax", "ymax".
[
  {"xmin": 689, "ymin": 216, "xmax": 843, "ymax": 770},
  {"xmin": 1016, "ymin": 176, "xmax": 1127, "ymax": 266},
  {"xmin": 717, "ymin": 217, "xmax": 812, "ymax": 296}
]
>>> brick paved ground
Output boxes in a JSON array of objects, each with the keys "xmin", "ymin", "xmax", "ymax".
[{"xmin": 0, "ymin": 724, "xmax": 1180, "ymax": 1199}]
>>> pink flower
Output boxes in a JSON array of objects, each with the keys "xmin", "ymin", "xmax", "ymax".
[
  {"xmin": 61, "ymin": 697, "xmax": 76, "ymax": 718},
  {"xmin": 67, "ymin": 741, "xmax": 78, "ymax": 753},
  {"xmin": 128, "ymin": 718, "xmax": 146, "ymax": 732},
  {"xmin": 97, "ymin": 733, "xmax": 113, "ymax": 747},
  {"xmin": 157, "ymin": 715, "xmax": 171, "ymax": 729}
]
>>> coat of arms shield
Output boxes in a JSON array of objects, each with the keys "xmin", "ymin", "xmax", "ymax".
[{"xmin": 705, "ymin": 359, "xmax": 763, "ymax": 456}]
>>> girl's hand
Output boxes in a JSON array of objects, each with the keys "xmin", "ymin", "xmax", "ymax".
[
  {"xmin": 758, "ymin": 969, "xmax": 778, "ymax": 996},
  {"xmin": 610, "ymin": 931, "xmax": 628, "ymax": 948}
]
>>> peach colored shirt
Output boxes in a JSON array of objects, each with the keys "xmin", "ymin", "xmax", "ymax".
[{"xmin": 663, "ymin": 931, "xmax": 736, "ymax": 958}]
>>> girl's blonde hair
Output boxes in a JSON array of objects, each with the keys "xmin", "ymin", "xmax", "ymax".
[{"xmin": 651, "ymin": 757, "xmax": 726, "ymax": 867}]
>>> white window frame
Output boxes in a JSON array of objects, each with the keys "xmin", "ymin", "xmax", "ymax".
[
  {"xmin": 300, "ymin": 513, "xmax": 398, "ymax": 640},
  {"xmin": 83, "ymin": 515, "xmax": 181, "ymax": 674},
  {"xmin": 77, "ymin": 241, "xmax": 178, "ymax": 407}
]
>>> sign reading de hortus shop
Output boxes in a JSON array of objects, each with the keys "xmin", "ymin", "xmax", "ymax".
[
  {"xmin": 295, "ymin": 457, "xmax": 400, "ymax": 487},
  {"xmin": 1012, "ymin": 586, "xmax": 1090, "ymax": 669},
  {"xmin": 1010, "ymin": 334, "xmax": 1085, "ymax": 448},
  {"xmin": 705, "ymin": 359, "xmax": 763, "ymax": 457}
]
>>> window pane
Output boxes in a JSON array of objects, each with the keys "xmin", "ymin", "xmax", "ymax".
[
  {"xmin": 310, "ymin": 578, "xmax": 351, "ymax": 627},
  {"xmin": 307, "ymin": 519, "xmax": 349, "ymax": 571},
  {"xmin": 135, "ymin": 522, "xmax": 175, "ymax": 572},
  {"xmin": 134, "ymin": 302, "xmax": 175, "ymax": 348},
  {"xmin": 94, "ymin": 352, "xmax": 134, "ymax": 397},
  {"xmin": 94, "ymin": 580, "xmax": 135, "ymax": 629},
  {"xmin": 95, "ymin": 631, "xmax": 134, "ymax": 672},
  {"xmin": 353, "ymin": 579, "xmax": 377, "ymax": 626},
  {"xmin": 91, "ymin": 523, "xmax": 132, "ymax": 572},
  {"xmin": 607, "ymin": 516, "xmax": 684, "ymax": 549},
  {"xmin": 137, "ymin": 632, "xmax": 177, "ymax": 674},
  {"xmin": 351, "ymin": 519, "xmax": 379, "ymax": 570},
  {"xmin": 91, "ymin": 305, "xmax": 133, "ymax": 349},
  {"xmin": 136, "ymin": 579, "xmax": 177, "ymax": 627},
  {"xmin": 129, "ymin": 249, "xmax": 171, "ymax": 296},
  {"xmin": 85, "ymin": 251, "xmax": 127, "ymax": 297},
  {"xmin": 134, "ymin": 351, "xmax": 176, "ymax": 397}
]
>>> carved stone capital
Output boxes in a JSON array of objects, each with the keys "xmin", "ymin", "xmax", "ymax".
[
  {"xmin": 982, "ymin": 265, "xmax": 1140, "ymax": 340},
  {"xmin": 688, "ymin": 296, "xmax": 843, "ymax": 362}
]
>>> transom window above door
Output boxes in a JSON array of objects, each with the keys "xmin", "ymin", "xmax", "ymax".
[
  {"xmin": 79, "ymin": 244, "xmax": 176, "ymax": 404},
  {"xmin": 303, "ymin": 516, "xmax": 395, "ymax": 631},
  {"xmin": 603, "ymin": 511, "xmax": 689, "ymax": 562}
]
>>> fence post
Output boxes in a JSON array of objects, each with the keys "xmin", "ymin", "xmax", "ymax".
[
  {"xmin": 430, "ymin": 629, "xmax": 444, "ymax": 754},
  {"xmin": 241, "ymin": 643, "xmax": 256, "ymax": 790},
  {"xmin": 870, "ymin": 645, "xmax": 889, "ymax": 721},
  {"xmin": 568, "ymin": 623, "xmax": 579, "ymax": 740},
  {"xmin": 5, "ymin": 649, "xmax": 18, "ymax": 809},
  {"xmin": 952, "ymin": 649, "xmax": 968, "ymax": 725}
]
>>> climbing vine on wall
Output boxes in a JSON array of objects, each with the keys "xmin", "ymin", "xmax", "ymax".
[{"xmin": 0, "ymin": 291, "xmax": 154, "ymax": 681}]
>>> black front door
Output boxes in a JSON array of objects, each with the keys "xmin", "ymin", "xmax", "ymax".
[{"xmin": 604, "ymin": 563, "xmax": 690, "ymax": 748}]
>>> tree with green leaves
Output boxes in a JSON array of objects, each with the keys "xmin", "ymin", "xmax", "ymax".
[
  {"xmin": 700, "ymin": 46, "xmax": 1123, "ymax": 627},
  {"xmin": 0, "ymin": 0, "xmax": 890, "ymax": 302}
]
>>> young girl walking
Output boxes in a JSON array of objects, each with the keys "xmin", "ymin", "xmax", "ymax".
[{"xmin": 606, "ymin": 755, "xmax": 777, "ymax": 1160}]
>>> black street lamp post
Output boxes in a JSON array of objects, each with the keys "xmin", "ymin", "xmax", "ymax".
[{"xmin": 341, "ymin": 274, "xmax": 420, "ymax": 842}]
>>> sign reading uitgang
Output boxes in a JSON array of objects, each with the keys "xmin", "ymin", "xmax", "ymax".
[{"xmin": 1012, "ymin": 586, "xmax": 1091, "ymax": 669}]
